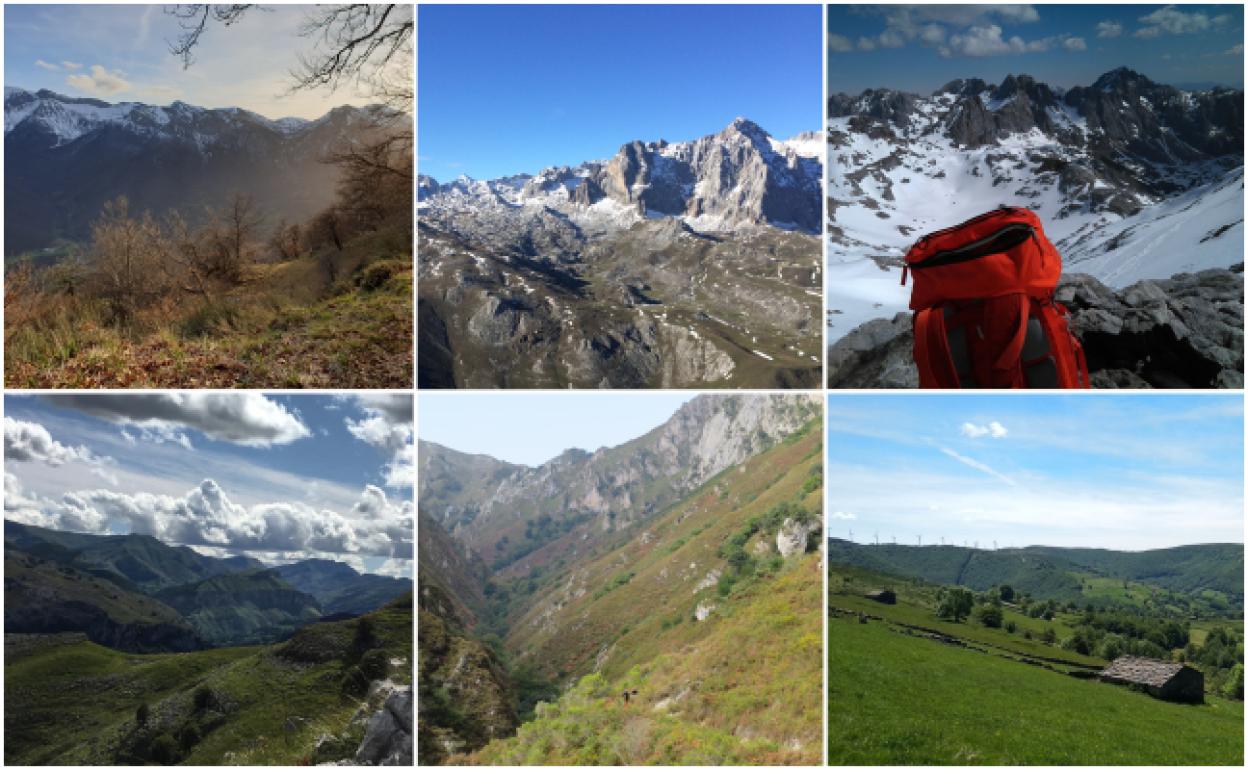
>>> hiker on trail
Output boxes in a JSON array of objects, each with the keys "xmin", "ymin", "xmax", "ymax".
[{"xmin": 622, "ymin": 690, "xmax": 631, "ymax": 705}]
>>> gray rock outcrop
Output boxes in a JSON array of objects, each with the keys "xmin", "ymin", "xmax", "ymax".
[
  {"xmin": 776, "ymin": 517, "xmax": 818, "ymax": 558},
  {"xmin": 354, "ymin": 687, "xmax": 412, "ymax": 765}
]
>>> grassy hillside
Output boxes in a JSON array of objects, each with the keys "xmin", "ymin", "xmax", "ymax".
[
  {"xmin": 5, "ymin": 594, "xmax": 412, "ymax": 766},
  {"xmin": 5, "ymin": 227, "xmax": 411, "ymax": 388},
  {"xmin": 828, "ymin": 539, "xmax": 1244, "ymax": 613},
  {"xmin": 154, "ymin": 571, "xmax": 322, "ymax": 646},
  {"xmin": 829, "ymin": 563, "xmax": 1244, "ymax": 764},
  {"xmin": 447, "ymin": 417, "xmax": 825, "ymax": 765}
]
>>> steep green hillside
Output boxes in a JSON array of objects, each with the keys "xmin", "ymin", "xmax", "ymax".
[
  {"xmin": 1023, "ymin": 544, "xmax": 1245, "ymax": 605},
  {"xmin": 154, "ymin": 571, "xmax": 322, "ymax": 646},
  {"xmin": 5, "ymin": 549, "xmax": 202, "ymax": 653},
  {"xmin": 450, "ymin": 417, "xmax": 824, "ymax": 765},
  {"xmin": 5, "ymin": 595, "xmax": 412, "ymax": 766}
]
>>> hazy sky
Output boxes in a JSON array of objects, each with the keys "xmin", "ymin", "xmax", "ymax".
[
  {"xmin": 828, "ymin": 4, "xmax": 1245, "ymax": 94},
  {"xmin": 4, "ymin": 394, "xmax": 414, "ymax": 576},
  {"xmin": 419, "ymin": 393, "xmax": 694, "ymax": 467},
  {"xmin": 827, "ymin": 394, "xmax": 1244, "ymax": 551},
  {"xmin": 4, "ymin": 4, "xmax": 400, "ymax": 118},
  {"xmin": 418, "ymin": 4, "xmax": 822, "ymax": 181}
]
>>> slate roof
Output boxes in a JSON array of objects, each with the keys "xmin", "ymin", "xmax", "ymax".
[{"xmin": 1100, "ymin": 656, "xmax": 1185, "ymax": 687}]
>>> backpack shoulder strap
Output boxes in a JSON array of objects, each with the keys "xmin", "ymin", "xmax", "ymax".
[{"xmin": 913, "ymin": 307, "xmax": 960, "ymax": 388}]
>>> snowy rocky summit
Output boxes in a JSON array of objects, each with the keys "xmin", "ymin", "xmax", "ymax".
[
  {"xmin": 2, "ymin": 86, "xmax": 364, "ymax": 147},
  {"xmin": 825, "ymin": 67, "xmax": 1244, "ymax": 343},
  {"xmin": 419, "ymin": 118, "xmax": 823, "ymax": 235}
]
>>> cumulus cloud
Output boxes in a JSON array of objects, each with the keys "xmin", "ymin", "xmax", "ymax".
[
  {"xmin": 961, "ymin": 421, "xmax": 1008, "ymax": 439},
  {"xmin": 340, "ymin": 394, "xmax": 413, "ymax": 488},
  {"xmin": 5, "ymin": 417, "xmax": 118, "ymax": 485},
  {"xmin": 1135, "ymin": 6, "xmax": 1226, "ymax": 38},
  {"xmin": 66, "ymin": 64, "xmax": 131, "ymax": 96},
  {"xmin": 830, "ymin": 511, "xmax": 857, "ymax": 520},
  {"xmin": 5, "ymin": 476, "xmax": 412, "ymax": 564},
  {"xmin": 857, "ymin": 36, "xmax": 877, "ymax": 52},
  {"xmin": 1096, "ymin": 20, "xmax": 1123, "ymax": 38},
  {"xmin": 43, "ymin": 393, "xmax": 310, "ymax": 447},
  {"xmin": 940, "ymin": 25, "xmax": 1081, "ymax": 57},
  {"xmin": 828, "ymin": 33, "xmax": 855, "ymax": 54}
]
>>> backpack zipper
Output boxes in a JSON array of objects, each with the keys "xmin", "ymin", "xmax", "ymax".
[
  {"xmin": 914, "ymin": 205, "xmax": 1025, "ymax": 247},
  {"xmin": 908, "ymin": 222, "xmax": 1035, "ymax": 272}
]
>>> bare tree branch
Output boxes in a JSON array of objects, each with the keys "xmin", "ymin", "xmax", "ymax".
[{"xmin": 165, "ymin": 4, "xmax": 257, "ymax": 68}]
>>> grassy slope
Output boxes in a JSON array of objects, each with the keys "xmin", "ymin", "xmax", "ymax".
[
  {"xmin": 4, "ymin": 596, "xmax": 412, "ymax": 766},
  {"xmin": 829, "ymin": 615, "xmax": 1243, "ymax": 765},
  {"xmin": 460, "ymin": 420, "xmax": 825, "ymax": 765},
  {"xmin": 5, "ymin": 230, "xmax": 411, "ymax": 388},
  {"xmin": 5, "ymin": 551, "xmax": 189, "ymax": 628}
]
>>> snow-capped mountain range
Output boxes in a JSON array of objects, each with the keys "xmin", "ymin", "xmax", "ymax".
[
  {"xmin": 825, "ymin": 67, "xmax": 1244, "ymax": 342},
  {"xmin": 419, "ymin": 118, "xmax": 822, "ymax": 237},
  {"xmin": 4, "ymin": 87, "xmax": 390, "ymax": 255}
]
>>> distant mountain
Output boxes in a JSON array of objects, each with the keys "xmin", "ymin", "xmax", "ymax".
[
  {"xmin": 824, "ymin": 66, "xmax": 1244, "ymax": 344},
  {"xmin": 826, "ymin": 539, "xmax": 1244, "ymax": 611},
  {"xmin": 3, "ymin": 87, "xmax": 388, "ymax": 255},
  {"xmin": 5, "ymin": 546, "xmax": 202, "ymax": 653},
  {"xmin": 418, "ymin": 118, "xmax": 823, "ymax": 388},
  {"xmin": 3, "ymin": 520, "xmax": 403, "ymax": 649},
  {"xmin": 154, "ymin": 570, "xmax": 321, "ymax": 646},
  {"xmin": 273, "ymin": 558, "xmax": 412, "ymax": 616}
]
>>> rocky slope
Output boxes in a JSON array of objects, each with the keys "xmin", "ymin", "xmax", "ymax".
[
  {"xmin": 418, "ymin": 119, "xmax": 822, "ymax": 388},
  {"xmin": 4, "ymin": 87, "xmax": 394, "ymax": 255},
  {"xmin": 825, "ymin": 67, "xmax": 1244, "ymax": 343},
  {"xmin": 153, "ymin": 570, "xmax": 322, "ymax": 646},
  {"xmin": 826, "ymin": 266, "xmax": 1244, "ymax": 389},
  {"xmin": 272, "ymin": 559, "xmax": 412, "ymax": 617},
  {"xmin": 418, "ymin": 394, "xmax": 821, "ymax": 576}
]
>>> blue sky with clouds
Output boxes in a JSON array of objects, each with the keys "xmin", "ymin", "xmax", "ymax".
[
  {"xmin": 419, "ymin": 393, "xmax": 694, "ymax": 467},
  {"xmin": 4, "ymin": 394, "xmax": 413, "ymax": 576},
  {"xmin": 4, "ymin": 4, "xmax": 388, "ymax": 118},
  {"xmin": 827, "ymin": 394, "xmax": 1244, "ymax": 551},
  {"xmin": 828, "ymin": 4, "xmax": 1245, "ymax": 94},
  {"xmin": 418, "ymin": 4, "xmax": 822, "ymax": 181}
]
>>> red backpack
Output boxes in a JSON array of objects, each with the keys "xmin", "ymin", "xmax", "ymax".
[{"xmin": 902, "ymin": 207, "xmax": 1089, "ymax": 389}]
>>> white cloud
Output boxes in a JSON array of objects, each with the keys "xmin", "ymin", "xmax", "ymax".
[
  {"xmin": 35, "ymin": 59, "xmax": 60, "ymax": 71},
  {"xmin": 341, "ymin": 394, "xmax": 413, "ymax": 488},
  {"xmin": 1096, "ymin": 20, "xmax": 1123, "ymax": 38},
  {"xmin": 66, "ymin": 64, "xmax": 132, "ymax": 96},
  {"xmin": 1064, "ymin": 37, "xmax": 1087, "ymax": 52},
  {"xmin": 939, "ymin": 447, "xmax": 1016, "ymax": 486},
  {"xmin": 1226, "ymin": 44, "xmax": 1244, "ymax": 56},
  {"xmin": 1135, "ymin": 6, "xmax": 1226, "ymax": 38},
  {"xmin": 960, "ymin": 421, "xmax": 1008, "ymax": 439},
  {"xmin": 830, "ymin": 511, "xmax": 857, "ymax": 520},
  {"xmin": 857, "ymin": 36, "xmax": 877, "ymax": 52},
  {"xmin": 61, "ymin": 60, "xmax": 83, "ymax": 71},
  {"xmin": 828, "ymin": 33, "xmax": 855, "ymax": 53},
  {"xmin": 44, "ymin": 393, "xmax": 310, "ymax": 447},
  {"xmin": 5, "ymin": 417, "xmax": 119, "ymax": 485},
  {"xmin": 5, "ymin": 476, "xmax": 412, "ymax": 564}
]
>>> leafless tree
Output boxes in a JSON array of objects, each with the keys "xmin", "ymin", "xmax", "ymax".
[
  {"xmin": 88, "ymin": 198, "xmax": 170, "ymax": 324},
  {"xmin": 269, "ymin": 218, "xmax": 303, "ymax": 261},
  {"xmin": 204, "ymin": 193, "xmax": 264, "ymax": 284},
  {"xmin": 166, "ymin": 5, "xmax": 257, "ymax": 68}
]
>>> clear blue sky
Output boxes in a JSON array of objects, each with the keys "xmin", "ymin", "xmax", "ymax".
[
  {"xmin": 5, "ymin": 394, "xmax": 412, "ymax": 575},
  {"xmin": 826, "ymin": 394, "xmax": 1244, "ymax": 551},
  {"xmin": 418, "ymin": 394, "xmax": 693, "ymax": 466},
  {"xmin": 828, "ymin": 4, "xmax": 1244, "ymax": 95},
  {"xmin": 418, "ymin": 4, "xmax": 821, "ymax": 181}
]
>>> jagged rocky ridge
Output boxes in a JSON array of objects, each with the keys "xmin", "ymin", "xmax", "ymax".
[
  {"xmin": 3, "ymin": 87, "xmax": 393, "ymax": 254},
  {"xmin": 418, "ymin": 393, "xmax": 821, "ymax": 573},
  {"xmin": 418, "ymin": 119, "xmax": 823, "ymax": 388},
  {"xmin": 824, "ymin": 67, "xmax": 1244, "ymax": 344},
  {"xmin": 826, "ymin": 266, "xmax": 1244, "ymax": 389}
]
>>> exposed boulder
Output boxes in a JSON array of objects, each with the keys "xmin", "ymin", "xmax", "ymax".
[
  {"xmin": 776, "ymin": 518, "xmax": 818, "ymax": 558},
  {"xmin": 354, "ymin": 688, "xmax": 412, "ymax": 765},
  {"xmin": 826, "ymin": 267, "xmax": 1244, "ymax": 388},
  {"xmin": 694, "ymin": 601, "xmax": 716, "ymax": 622}
]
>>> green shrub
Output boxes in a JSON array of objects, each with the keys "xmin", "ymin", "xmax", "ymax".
[
  {"xmin": 149, "ymin": 733, "xmax": 181, "ymax": 765},
  {"xmin": 976, "ymin": 603, "xmax": 1004, "ymax": 629},
  {"xmin": 356, "ymin": 262, "xmax": 394, "ymax": 292},
  {"xmin": 135, "ymin": 703, "xmax": 149, "ymax": 727},
  {"xmin": 340, "ymin": 665, "xmax": 369, "ymax": 699},
  {"xmin": 359, "ymin": 648, "xmax": 389, "ymax": 681},
  {"xmin": 192, "ymin": 685, "xmax": 214, "ymax": 712}
]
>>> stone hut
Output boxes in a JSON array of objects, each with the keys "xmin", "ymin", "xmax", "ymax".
[
  {"xmin": 1099, "ymin": 656, "xmax": 1204, "ymax": 704},
  {"xmin": 865, "ymin": 588, "xmax": 896, "ymax": 605}
]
